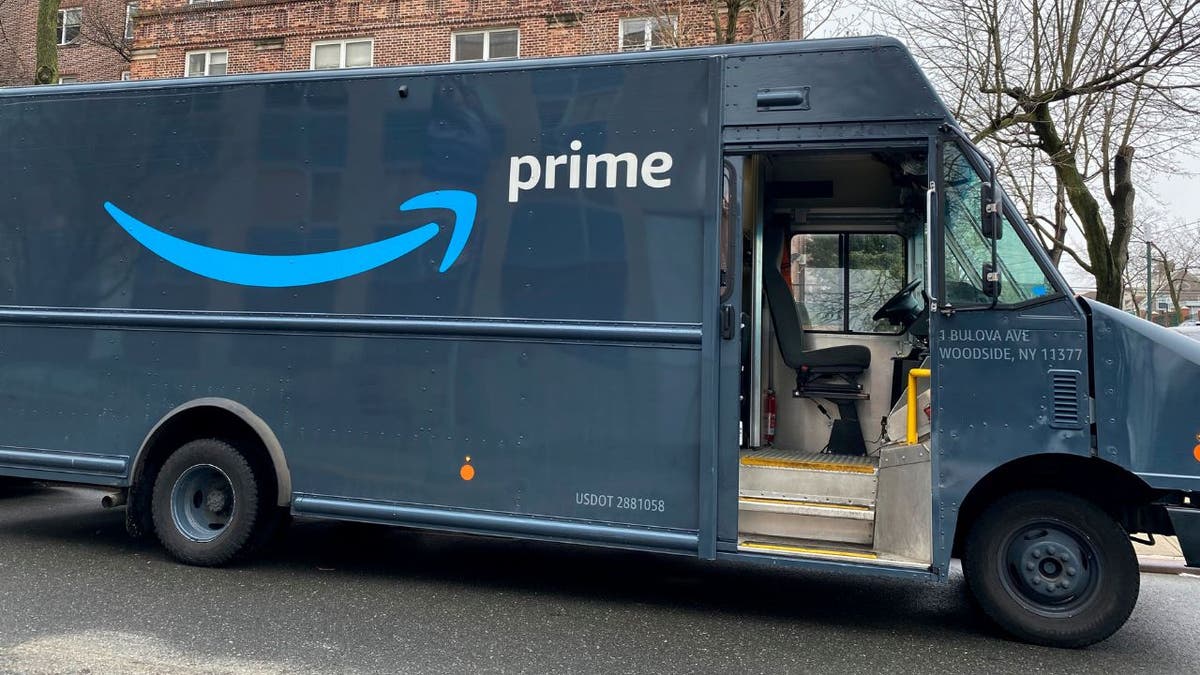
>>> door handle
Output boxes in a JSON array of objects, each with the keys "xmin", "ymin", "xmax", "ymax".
[
  {"xmin": 720, "ymin": 304, "xmax": 735, "ymax": 340},
  {"xmin": 925, "ymin": 181, "xmax": 937, "ymax": 307}
]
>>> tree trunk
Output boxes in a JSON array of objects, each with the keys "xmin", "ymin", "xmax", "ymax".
[
  {"xmin": 1027, "ymin": 102, "xmax": 1125, "ymax": 306},
  {"xmin": 1049, "ymin": 179, "xmax": 1067, "ymax": 266},
  {"xmin": 35, "ymin": 0, "xmax": 61, "ymax": 85},
  {"xmin": 1166, "ymin": 265, "xmax": 1184, "ymax": 325},
  {"xmin": 1157, "ymin": 253, "xmax": 1186, "ymax": 326},
  {"xmin": 1105, "ymin": 145, "xmax": 1136, "ymax": 308},
  {"xmin": 1127, "ymin": 287, "xmax": 1142, "ymax": 316},
  {"xmin": 713, "ymin": 1, "xmax": 746, "ymax": 44},
  {"xmin": 723, "ymin": 1, "xmax": 741, "ymax": 43}
]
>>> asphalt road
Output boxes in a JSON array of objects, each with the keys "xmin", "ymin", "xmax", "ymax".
[{"xmin": 1, "ymin": 482, "xmax": 1197, "ymax": 674}]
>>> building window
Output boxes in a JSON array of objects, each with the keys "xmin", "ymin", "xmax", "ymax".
[
  {"xmin": 120, "ymin": 71, "xmax": 132, "ymax": 81},
  {"xmin": 311, "ymin": 38, "xmax": 373, "ymax": 70},
  {"xmin": 188, "ymin": 0, "xmax": 228, "ymax": 4},
  {"xmin": 57, "ymin": 8, "xmax": 82, "ymax": 45},
  {"xmin": 57, "ymin": 75, "xmax": 79, "ymax": 84},
  {"xmin": 185, "ymin": 49, "xmax": 228, "ymax": 77},
  {"xmin": 619, "ymin": 16, "xmax": 676, "ymax": 51},
  {"xmin": 125, "ymin": 3, "xmax": 137, "ymax": 40},
  {"xmin": 451, "ymin": 28, "xmax": 519, "ymax": 62}
]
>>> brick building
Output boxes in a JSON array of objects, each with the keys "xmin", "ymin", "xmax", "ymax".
[
  {"xmin": 0, "ymin": 0, "xmax": 135, "ymax": 85},
  {"xmin": 128, "ymin": 0, "xmax": 748, "ymax": 80}
]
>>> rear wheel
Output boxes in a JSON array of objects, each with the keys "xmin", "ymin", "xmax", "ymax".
[
  {"xmin": 151, "ymin": 438, "xmax": 272, "ymax": 566},
  {"xmin": 963, "ymin": 490, "xmax": 1139, "ymax": 648}
]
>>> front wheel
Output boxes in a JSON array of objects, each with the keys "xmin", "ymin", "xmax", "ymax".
[
  {"xmin": 151, "ymin": 438, "xmax": 272, "ymax": 566},
  {"xmin": 963, "ymin": 490, "xmax": 1139, "ymax": 648}
]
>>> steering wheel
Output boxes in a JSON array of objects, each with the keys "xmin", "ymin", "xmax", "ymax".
[{"xmin": 873, "ymin": 279, "xmax": 924, "ymax": 328}]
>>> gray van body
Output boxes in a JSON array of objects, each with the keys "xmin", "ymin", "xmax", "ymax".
[{"xmin": 0, "ymin": 37, "xmax": 1197, "ymax": 576}]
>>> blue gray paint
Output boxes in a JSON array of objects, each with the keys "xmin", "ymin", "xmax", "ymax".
[
  {"xmin": 0, "ymin": 37, "xmax": 1197, "ymax": 572},
  {"xmin": 1087, "ymin": 299, "xmax": 1200, "ymax": 492},
  {"xmin": 0, "ymin": 54, "xmax": 718, "ymax": 542}
]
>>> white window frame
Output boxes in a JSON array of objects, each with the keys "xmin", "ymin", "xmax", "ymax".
[
  {"xmin": 57, "ymin": 75, "xmax": 79, "ymax": 85},
  {"xmin": 184, "ymin": 49, "xmax": 228, "ymax": 77},
  {"xmin": 188, "ymin": 0, "xmax": 228, "ymax": 4},
  {"xmin": 618, "ymin": 16, "xmax": 678, "ymax": 52},
  {"xmin": 125, "ymin": 3, "xmax": 137, "ymax": 40},
  {"xmin": 450, "ymin": 27, "xmax": 520, "ymax": 62},
  {"xmin": 120, "ymin": 71, "xmax": 132, "ymax": 81},
  {"xmin": 57, "ymin": 7, "xmax": 82, "ymax": 46},
  {"xmin": 309, "ymin": 38, "xmax": 374, "ymax": 70}
]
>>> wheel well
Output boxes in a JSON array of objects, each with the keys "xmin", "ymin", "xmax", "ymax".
[
  {"xmin": 952, "ymin": 454, "xmax": 1160, "ymax": 558},
  {"xmin": 126, "ymin": 404, "xmax": 286, "ymax": 538}
]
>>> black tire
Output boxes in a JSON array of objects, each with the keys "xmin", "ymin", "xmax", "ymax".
[
  {"xmin": 963, "ymin": 490, "xmax": 1139, "ymax": 648},
  {"xmin": 151, "ymin": 438, "xmax": 271, "ymax": 566}
]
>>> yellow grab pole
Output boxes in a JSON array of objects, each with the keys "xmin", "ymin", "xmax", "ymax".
[{"xmin": 907, "ymin": 368, "xmax": 931, "ymax": 445}]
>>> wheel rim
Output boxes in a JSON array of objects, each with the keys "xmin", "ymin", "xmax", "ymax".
[
  {"xmin": 1000, "ymin": 519, "xmax": 1100, "ymax": 617},
  {"xmin": 170, "ymin": 464, "xmax": 236, "ymax": 543}
]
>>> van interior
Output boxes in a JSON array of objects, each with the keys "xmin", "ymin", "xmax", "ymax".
[{"xmin": 735, "ymin": 148, "xmax": 934, "ymax": 568}]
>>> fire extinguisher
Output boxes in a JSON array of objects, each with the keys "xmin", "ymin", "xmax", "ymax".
[{"xmin": 764, "ymin": 389, "xmax": 777, "ymax": 446}]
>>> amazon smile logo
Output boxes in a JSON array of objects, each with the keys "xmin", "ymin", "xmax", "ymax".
[{"xmin": 103, "ymin": 190, "xmax": 477, "ymax": 287}]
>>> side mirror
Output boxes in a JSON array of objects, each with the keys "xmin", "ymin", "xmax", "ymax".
[
  {"xmin": 980, "ymin": 182, "xmax": 1003, "ymax": 239},
  {"xmin": 982, "ymin": 262, "xmax": 1001, "ymax": 298}
]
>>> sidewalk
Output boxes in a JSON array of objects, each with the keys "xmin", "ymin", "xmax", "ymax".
[{"xmin": 1134, "ymin": 535, "xmax": 1191, "ymax": 575}]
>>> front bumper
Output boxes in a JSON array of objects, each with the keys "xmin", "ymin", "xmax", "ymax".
[{"xmin": 1167, "ymin": 506, "xmax": 1200, "ymax": 568}]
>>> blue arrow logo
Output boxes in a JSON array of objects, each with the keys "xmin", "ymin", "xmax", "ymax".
[{"xmin": 103, "ymin": 190, "xmax": 477, "ymax": 287}]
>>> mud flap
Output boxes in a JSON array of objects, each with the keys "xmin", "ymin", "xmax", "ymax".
[{"xmin": 1166, "ymin": 506, "xmax": 1200, "ymax": 568}]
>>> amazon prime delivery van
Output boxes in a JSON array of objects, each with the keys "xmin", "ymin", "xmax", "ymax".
[{"xmin": 1, "ymin": 37, "xmax": 1199, "ymax": 648}]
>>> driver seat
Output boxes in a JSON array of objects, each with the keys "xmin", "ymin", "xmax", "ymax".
[{"xmin": 763, "ymin": 219, "xmax": 871, "ymax": 455}]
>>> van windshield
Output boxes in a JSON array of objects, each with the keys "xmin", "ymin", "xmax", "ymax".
[{"xmin": 942, "ymin": 144, "xmax": 1057, "ymax": 306}]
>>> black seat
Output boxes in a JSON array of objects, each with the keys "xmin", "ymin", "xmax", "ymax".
[
  {"xmin": 781, "ymin": 340, "xmax": 871, "ymax": 371},
  {"xmin": 762, "ymin": 219, "xmax": 871, "ymax": 455}
]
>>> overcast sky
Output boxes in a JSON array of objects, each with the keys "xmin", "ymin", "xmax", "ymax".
[
  {"xmin": 813, "ymin": 18, "xmax": 1200, "ymax": 292},
  {"xmin": 1058, "ymin": 166, "xmax": 1200, "ymax": 291}
]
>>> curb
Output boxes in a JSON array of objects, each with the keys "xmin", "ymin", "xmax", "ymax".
[{"xmin": 1138, "ymin": 556, "xmax": 1192, "ymax": 576}]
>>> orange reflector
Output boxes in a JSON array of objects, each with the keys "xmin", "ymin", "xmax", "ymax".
[
  {"xmin": 460, "ymin": 461, "xmax": 475, "ymax": 481},
  {"xmin": 1193, "ymin": 445, "xmax": 1200, "ymax": 463}
]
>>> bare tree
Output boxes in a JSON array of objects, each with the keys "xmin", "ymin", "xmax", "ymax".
[
  {"xmin": 878, "ymin": 0, "xmax": 1200, "ymax": 308},
  {"xmin": 1122, "ymin": 207, "xmax": 1170, "ymax": 317},
  {"xmin": 752, "ymin": 0, "xmax": 862, "ymax": 40},
  {"xmin": 1122, "ymin": 265, "xmax": 1148, "ymax": 317},
  {"xmin": 1150, "ymin": 220, "xmax": 1200, "ymax": 324},
  {"xmin": 563, "ymin": 0, "xmax": 859, "ymax": 52},
  {"xmin": 560, "ymin": 1, "xmax": 686, "ymax": 51},
  {"xmin": 707, "ymin": 0, "xmax": 861, "ymax": 43},
  {"xmin": 79, "ymin": 0, "xmax": 133, "ymax": 63}
]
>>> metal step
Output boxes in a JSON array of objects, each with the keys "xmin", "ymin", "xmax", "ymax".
[
  {"xmin": 739, "ymin": 538, "xmax": 879, "ymax": 561},
  {"xmin": 738, "ymin": 495, "xmax": 875, "ymax": 546},
  {"xmin": 738, "ymin": 448, "xmax": 878, "ymax": 507},
  {"xmin": 737, "ymin": 538, "xmax": 930, "ymax": 570}
]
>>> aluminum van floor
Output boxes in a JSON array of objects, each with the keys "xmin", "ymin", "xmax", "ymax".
[{"xmin": 739, "ymin": 448, "xmax": 878, "ymax": 474}]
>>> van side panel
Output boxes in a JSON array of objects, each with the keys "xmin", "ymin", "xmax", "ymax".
[
  {"xmin": 1087, "ymin": 298, "xmax": 1200, "ymax": 491},
  {"xmin": 0, "ymin": 59, "xmax": 719, "ymax": 538}
]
